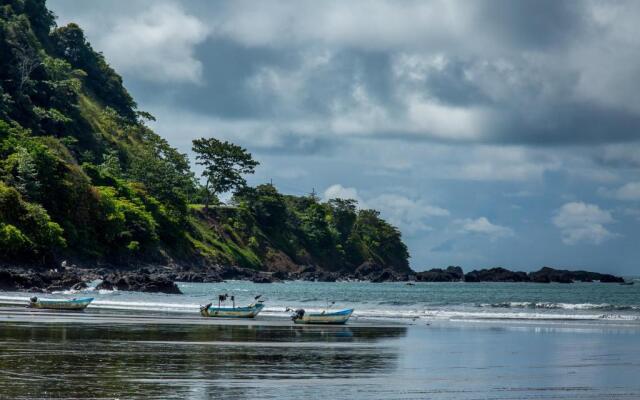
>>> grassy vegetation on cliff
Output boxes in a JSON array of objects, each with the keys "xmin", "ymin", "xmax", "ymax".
[{"xmin": 0, "ymin": 0, "xmax": 411, "ymax": 273}]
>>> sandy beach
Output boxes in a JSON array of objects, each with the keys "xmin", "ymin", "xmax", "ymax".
[{"xmin": 1, "ymin": 306, "xmax": 638, "ymax": 399}]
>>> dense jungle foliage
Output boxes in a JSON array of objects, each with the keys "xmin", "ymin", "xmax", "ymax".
[{"xmin": 0, "ymin": 0, "xmax": 410, "ymax": 273}]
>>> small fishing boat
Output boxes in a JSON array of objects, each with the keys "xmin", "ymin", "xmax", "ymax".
[
  {"xmin": 289, "ymin": 307, "xmax": 354, "ymax": 325},
  {"xmin": 200, "ymin": 294, "xmax": 265, "ymax": 318},
  {"xmin": 28, "ymin": 296, "xmax": 93, "ymax": 310}
]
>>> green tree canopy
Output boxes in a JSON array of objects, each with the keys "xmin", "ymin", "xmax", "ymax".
[{"xmin": 192, "ymin": 137, "xmax": 259, "ymax": 210}]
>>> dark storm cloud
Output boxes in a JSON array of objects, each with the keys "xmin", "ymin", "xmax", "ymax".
[
  {"xmin": 47, "ymin": 0, "xmax": 640, "ymax": 274},
  {"xmin": 178, "ymin": 39, "xmax": 289, "ymax": 118},
  {"xmin": 50, "ymin": 0, "xmax": 640, "ymax": 150},
  {"xmin": 493, "ymin": 101, "xmax": 640, "ymax": 146},
  {"xmin": 421, "ymin": 59, "xmax": 491, "ymax": 107},
  {"xmin": 477, "ymin": 0, "xmax": 587, "ymax": 50}
]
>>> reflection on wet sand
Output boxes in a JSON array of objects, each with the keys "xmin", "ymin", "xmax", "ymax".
[
  {"xmin": 1, "ymin": 310, "xmax": 640, "ymax": 400},
  {"xmin": 0, "ymin": 321, "xmax": 407, "ymax": 399}
]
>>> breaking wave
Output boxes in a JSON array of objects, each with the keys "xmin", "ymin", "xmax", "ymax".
[{"xmin": 482, "ymin": 302, "xmax": 640, "ymax": 311}]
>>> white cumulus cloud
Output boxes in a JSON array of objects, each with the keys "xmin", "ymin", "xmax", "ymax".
[
  {"xmin": 322, "ymin": 184, "xmax": 449, "ymax": 234},
  {"xmin": 98, "ymin": 2, "xmax": 209, "ymax": 83},
  {"xmin": 457, "ymin": 217, "xmax": 514, "ymax": 240},
  {"xmin": 323, "ymin": 184, "xmax": 362, "ymax": 203},
  {"xmin": 552, "ymin": 202, "xmax": 616, "ymax": 245},
  {"xmin": 610, "ymin": 182, "xmax": 640, "ymax": 201}
]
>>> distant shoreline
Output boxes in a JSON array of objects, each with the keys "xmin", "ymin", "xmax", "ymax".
[{"xmin": 0, "ymin": 263, "xmax": 630, "ymax": 295}]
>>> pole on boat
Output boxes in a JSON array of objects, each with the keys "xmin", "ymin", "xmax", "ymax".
[{"xmin": 218, "ymin": 293, "xmax": 228, "ymax": 308}]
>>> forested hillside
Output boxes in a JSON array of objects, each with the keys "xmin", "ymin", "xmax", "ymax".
[{"xmin": 0, "ymin": 0, "xmax": 411, "ymax": 277}]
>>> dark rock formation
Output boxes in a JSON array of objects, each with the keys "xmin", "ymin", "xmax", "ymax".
[
  {"xmin": 271, "ymin": 270, "xmax": 291, "ymax": 281},
  {"xmin": 354, "ymin": 261, "xmax": 383, "ymax": 280},
  {"xmin": 292, "ymin": 266, "xmax": 339, "ymax": 282},
  {"xmin": 96, "ymin": 272, "xmax": 182, "ymax": 294},
  {"xmin": 529, "ymin": 267, "xmax": 624, "ymax": 283},
  {"xmin": 0, "ymin": 269, "xmax": 85, "ymax": 292},
  {"xmin": 171, "ymin": 270, "xmax": 223, "ymax": 283},
  {"xmin": 416, "ymin": 266, "xmax": 464, "ymax": 282},
  {"xmin": 315, "ymin": 271, "xmax": 338, "ymax": 282},
  {"xmin": 371, "ymin": 269, "xmax": 395, "ymax": 283},
  {"xmin": 252, "ymin": 274, "xmax": 275, "ymax": 284},
  {"xmin": 217, "ymin": 265, "xmax": 258, "ymax": 280},
  {"xmin": 464, "ymin": 267, "xmax": 530, "ymax": 282}
]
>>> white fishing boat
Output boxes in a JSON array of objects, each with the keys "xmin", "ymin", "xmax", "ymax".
[
  {"xmin": 200, "ymin": 294, "xmax": 265, "ymax": 318},
  {"xmin": 288, "ymin": 303, "xmax": 354, "ymax": 325},
  {"xmin": 28, "ymin": 297, "xmax": 93, "ymax": 310}
]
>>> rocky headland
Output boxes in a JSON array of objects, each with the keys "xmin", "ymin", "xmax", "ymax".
[{"xmin": 0, "ymin": 261, "xmax": 627, "ymax": 295}]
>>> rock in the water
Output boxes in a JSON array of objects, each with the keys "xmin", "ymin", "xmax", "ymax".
[
  {"xmin": 271, "ymin": 270, "xmax": 290, "ymax": 280},
  {"xmin": 172, "ymin": 270, "xmax": 223, "ymax": 283},
  {"xmin": 315, "ymin": 271, "xmax": 338, "ymax": 282},
  {"xmin": 371, "ymin": 268, "xmax": 409, "ymax": 283},
  {"xmin": 529, "ymin": 267, "xmax": 623, "ymax": 283},
  {"xmin": 218, "ymin": 265, "xmax": 256, "ymax": 280},
  {"xmin": 354, "ymin": 261, "xmax": 384, "ymax": 280},
  {"xmin": 464, "ymin": 267, "xmax": 530, "ymax": 282},
  {"xmin": 71, "ymin": 281, "xmax": 88, "ymax": 291},
  {"xmin": 416, "ymin": 266, "xmax": 464, "ymax": 282},
  {"xmin": 0, "ymin": 269, "xmax": 86, "ymax": 292},
  {"xmin": 97, "ymin": 272, "xmax": 182, "ymax": 294},
  {"xmin": 252, "ymin": 275, "xmax": 273, "ymax": 284}
]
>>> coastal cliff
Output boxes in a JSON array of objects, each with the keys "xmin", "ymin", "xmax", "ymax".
[
  {"xmin": 0, "ymin": 1, "xmax": 626, "ymax": 293},
  {"xmin": 0, "ymin": 0, "xmax": 410, "ymax": 280}
]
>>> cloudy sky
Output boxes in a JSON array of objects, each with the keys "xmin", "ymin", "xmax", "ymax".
[{"xmin": 49, "ymin": 0, "xmax": 640, "ymax": 275}]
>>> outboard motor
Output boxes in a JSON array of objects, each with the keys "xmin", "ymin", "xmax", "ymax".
[
  {"xmin": 291, "ymin": 308, "xmax": 305, "ymax": 321},
  {"xmin": 200, "ymin": 302, "xmax": 212, "ymax": 317},
  {"xmin": 27, "ymin": 296, "xmax": 38, "ymax": 308}
]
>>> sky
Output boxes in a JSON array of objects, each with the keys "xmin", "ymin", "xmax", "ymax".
[{"xmin": 48, "ymin": 0, "xmax": 640, "ymax": 275}]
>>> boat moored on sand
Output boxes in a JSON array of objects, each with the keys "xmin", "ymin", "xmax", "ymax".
[
  {"xmin": 200, "ymin": 294, "xmax": 265, "ymax": 318},
  {"xmin": 289, "ymin": 307, "xmax": 354, "ymax": 325},
  {"xmin": 28, "ymin": 297, "xmax": 94, "ymax": 310}
]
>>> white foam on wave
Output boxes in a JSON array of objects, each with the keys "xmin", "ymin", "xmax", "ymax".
[
  {"xmin": 1, "ymin": 293, "xmax": 638, "ymax": 322},
  {"xmin": 50, "ymin": 285, "xmax": 118, "ymax": 296},
  {"xmin": 482, "ymin": 302, "xmax": 640, "ymax": 311}
]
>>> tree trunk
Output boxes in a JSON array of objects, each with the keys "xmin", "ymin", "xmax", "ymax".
[{"xmin": 204, "ymin": 177, "xmax": 211, "ymax": 213}]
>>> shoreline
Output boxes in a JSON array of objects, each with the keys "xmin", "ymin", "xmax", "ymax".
[
  {"xmin": 2, "ymin": 324, "xmax": 636, "ymax": 399},
  {"xmin": 1, "ymin": 301, "xmax": 639, "ymax": 399},
  {"xmin": 0, "ymin": 264, "xmax": 635, "ymax": 297},
  {"xmin": 1, "ymin": 302, "xmax": 638, "ymax": 330}
]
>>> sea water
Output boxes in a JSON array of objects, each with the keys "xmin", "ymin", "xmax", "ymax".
[
  {"xmin": 1, "ymin": 280, "xmax": 639, "ymax": 399},
  {"xmin": 1, "ymin": 280, "xmax": 638, "ymax": 323},
  {"xmin": 0, "ymin": 316, "xmax": 638, "ymax": 399}
]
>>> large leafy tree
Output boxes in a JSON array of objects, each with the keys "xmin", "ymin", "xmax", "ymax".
[
  {"xmin": 192, "ymin": 138, "xmax": 259, "ymax": 211},
  {"xmin": 328, "ymin": 198, "xmax": 357, "ymax": 243}
]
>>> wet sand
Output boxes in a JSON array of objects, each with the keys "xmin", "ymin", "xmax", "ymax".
[{"xmin": 0, "ymin": 307, "xmax": 639, "ymax": 399}]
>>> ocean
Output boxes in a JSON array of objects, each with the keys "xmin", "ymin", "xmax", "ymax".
[
  {"xmin": 1, "ymin": 279, "xmax": 639, "ymax": 323},
  {"xmin": 1, "ymin": 280, "xmax": 639, "ymax": 399}
]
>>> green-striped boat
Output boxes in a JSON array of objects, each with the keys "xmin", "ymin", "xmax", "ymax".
[{"xmin": 200, "ymin": 294, "xmax": 265, "ymax": 318}]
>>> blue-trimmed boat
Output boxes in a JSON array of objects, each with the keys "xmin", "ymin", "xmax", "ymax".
[
  {"xmin": 28, "ymin": 297, "xmax": 93, "ymax": 310},
  {"xmin": 200, "ymin": 294, "xmax": 265, "ymax": 318},
  {"xmin": 290, "ymin": 308, "xmax": 354, "ymax": 325}
]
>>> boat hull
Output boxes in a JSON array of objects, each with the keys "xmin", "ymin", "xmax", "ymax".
[
  {"xmin": 201, "ymin": 303, "xmax": 264, "ymax": 318},
  {"xmin": 293, "ymin": 309, "xmax": 353, "ymax": 325},
  {"xmin": 30, "ymin": 297, "xmax": 94, "ymax": 310}
]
